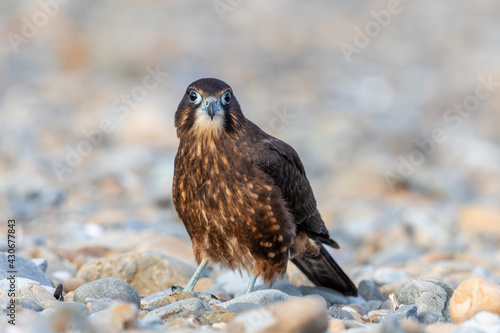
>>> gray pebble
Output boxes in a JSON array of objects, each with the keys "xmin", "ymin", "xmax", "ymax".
[
  {"xmin": 15, "ymin": 298, "xmax": 44, "ymax": 311},
  {"xmin": 358, "ymin": 280, "xmax": 387, "ymax": 301},
  {"xmin": 299, "ymin": 286, "xmax": 348, "ymax": 305},
  {"xmin": 88, "ymin": 298, "xmax": 117, "ymax": 314},
  {"xmin": 398, "ymin": 279, "xmax": 448, "ymax": 320},
  {"xmin": 364, "ymin": 300, "xmax": 383, "ymax": 311},
  {"xmin": 271, "ymin": 282, "xmax": 303, "ymax": 297},
  {"xmin": 385, "ymin": 304, "xmax": 418, "ymax": 321},
  {"xmin": 220, "ymin": 289, "xmax": 290, "ymax": 308},
  {"xmin": 31, "ymin": 258, "xmax": 48, "ymax": 273},
  {"xmin": 0, "ymin": 254, "xmax": 53, "ymax": 286},
  {"xmin": 73, "ymin": 278, "xmax": 140, "ymax": 308},
  {"xmin": 225, "ymin": 302, "xmax": 262, "ymax": 314},
  {"xmin": 145, "ymin": 297, "xmax": 210, "ymax": 322},
  {"xmin": 328, "ymin": 306, "xmax": 354, "ymax": 320},
  {"xmin": 379, "ymin": 316, "xmax": 407, "ymax": 333},
  {"xmin": 41, "ymin": 301, "xmax": 89, "ymax": 316},
  {"xmin": 417, "ymin": 310, "xmax": 443, "ymax": 324}
]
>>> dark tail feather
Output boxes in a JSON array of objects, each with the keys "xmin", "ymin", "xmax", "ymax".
[{"xmin": 291, "ymin": 245, "xmax": 358, "ymax": 296}]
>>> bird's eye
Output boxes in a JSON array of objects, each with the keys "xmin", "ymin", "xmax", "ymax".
[
  {"xmin": 221, "ymin": 91, "xmax": 231, "ymax": 105},
  {"xmin": 189, "ymin": 90, "xmax": 202, "ymax": 104}
]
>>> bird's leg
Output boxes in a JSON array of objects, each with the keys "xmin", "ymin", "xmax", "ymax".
[
  {"xmin": 183, "ymin": 259, "xmax": 208, "ymax": 293},
  {"xmin": 246, "ymin": 274, "xmax": 257, "ymax": 293}
]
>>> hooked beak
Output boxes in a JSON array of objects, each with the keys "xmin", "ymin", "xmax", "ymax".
[{"xmin": 201, "ymin": 97, "xmax": 223, "ymax": 121}]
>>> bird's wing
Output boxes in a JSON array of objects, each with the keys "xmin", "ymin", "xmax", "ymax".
[{"xmin": 248, "ymin": 123, "xmax": 331, "ymax": 239}]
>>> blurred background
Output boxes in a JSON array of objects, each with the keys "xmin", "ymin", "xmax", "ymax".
[{"xmin": 1, "ymin": 1, "xmax": 499, "ymax": 288}]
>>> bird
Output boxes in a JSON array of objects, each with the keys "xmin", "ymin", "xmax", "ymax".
[{"xmin": 172, "ymin": 78, "xmax": 357, "ymax": 296}]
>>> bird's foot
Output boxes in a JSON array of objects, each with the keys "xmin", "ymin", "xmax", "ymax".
[{"xmin": 170, "ymin": 285, "xmax": 218, "ymax": 301}]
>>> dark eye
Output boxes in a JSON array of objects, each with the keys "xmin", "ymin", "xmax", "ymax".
[
  {"xmin": 221, "ymin": 91, "xmax": 231, "ymax": 105},
  {"xmin": 188, "ymin": 90, "xmax": 202, "ymax": 104}
]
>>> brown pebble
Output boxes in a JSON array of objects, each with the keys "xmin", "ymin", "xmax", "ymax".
[
  {"xmin": 193, "ymin": 277, "xmax": 215, "ymax": 292},
  {"xmin": 327, "ymin": 319, "xmax": 345, "ymax": 333},
  {"xmin": 449, "ymin": 277, "xmax": 500, "ymax": 322}
]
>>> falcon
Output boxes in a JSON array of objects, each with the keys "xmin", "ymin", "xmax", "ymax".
[{"xmin": 172, "ymin": 78, "xmax": 357, "ymax": 296}]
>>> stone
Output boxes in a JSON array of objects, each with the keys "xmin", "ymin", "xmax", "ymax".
[
  {"xmin": 141, "ymin": 290, "xmax": 195, "ymax": 311},
  {"xmin": 255, "ymin": 282, "xmax": 303, "ymax": 297},
  {"xmin": 418, "ymin": 311, "xmax": 443, "ymax": 324},
  {"xmin": 225, "ymin": 302, "xmax": 262, "ymax": 314},
  {"xmin": 220, "ymin": 290, "xmax": 290, "ymax": 308},
  {"xmin": 204, "ymin": 284, "xmax": 231, "ymax": 302},
  {"xmin": 327, "ymin": 319, "xmax": 346, "ymax": 333},
  {"xmin": 373, "ymin": 267, "xmax": 410, "ymax": 285},
  {"xmin": 227, "ymin": 296, "xmax": 328, "ymax": 333},
  {"xmin": 299, "ymin": 286, "xmax": 348, "ymax": 305},
  {"xmin": 363, "ymin": 300, "xmax": 383, "ymax": 311},
  {"xmin": 198, "ymin": 310, "xmax": 235, "ymax": 325},
  {"xmin": 41, "ymin": 300, "xmax": 89, "ymax": 317},
  {"xmin": 449, "ymin": 277, "xmax": 500, "ymax": 323},
  {"xmin": 0, "ymin": 253, "xmax": 53, "ymax": 286},
  {"xmin": 16, "ymin": 284, "xmax": 57, "ymax": 304},
  {"xmin": 16, "ymin": 298, "xmax": 44, "ymax": 311},
  {"xmin": 358, "ymin": 280, "xmax": 386, "ymax": 301},
  {"xmin": 0, "ymin": 277, "xmax": 41, "ymax": 293},
  {"xmin": 327, "ymin": 306, "xmax": 354, "ymax": 320},
  {"xmin": 76, "ymin": 251, "xmax": 196, "ymax": 295},
  {"xmin": 144, "ymin": 297, "xmax": 210, "ymax": 322},
  {"xmin": 399, "ymin": 279, "xmax": 449, "ymax": 320},
  {"xmin": 73, "ymin": 278, "xmax": 141, "ymax": 308},
  {"xmin": 87, "ymin": 298, "xmax": 117, "ymax": 314},
  {"xmin": 63, "ymin": 277, "xmax": 85, "ymax": 293},
  {"xmin": 32, "ymin": 258, "xmax": 48, "ymax": 273},
  {"xmin": 385, "ymin": 304, "xmax": 418, "ymax": 321},
  {"xmin": 425, "ymin": 323, "xmax": 459, "ymax": 333},
  {"xmin": 41, "ymin": 301, "xmax": 92, "ymax": 332}
]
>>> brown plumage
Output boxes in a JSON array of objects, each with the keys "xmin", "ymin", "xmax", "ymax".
[{"xmin": 172, "ymin": 78, "xmax": 357, "ymax": 296}]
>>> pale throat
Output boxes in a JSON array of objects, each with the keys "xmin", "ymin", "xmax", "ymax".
[{"xmin": 192, "ymin": 108, "xmax": 225, "ymax": 139}]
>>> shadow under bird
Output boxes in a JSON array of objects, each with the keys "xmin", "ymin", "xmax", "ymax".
[{"xmin": 172, "ymin": 78, "xmax": 357, "ymax": 296}]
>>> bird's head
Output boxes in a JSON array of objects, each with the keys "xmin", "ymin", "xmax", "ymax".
[{"xmin": 175, "ymin": 78, "xmax": 246, "ymax": 140}]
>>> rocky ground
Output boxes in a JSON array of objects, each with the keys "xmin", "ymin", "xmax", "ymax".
[{"xmin": 1, "ymin": 1, "xmax": 500, "ymax": 332}]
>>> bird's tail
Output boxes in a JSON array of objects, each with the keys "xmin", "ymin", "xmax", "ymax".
[{"xmin": 291, "ymin": 244, "xmax": 358, "ymax": 296}]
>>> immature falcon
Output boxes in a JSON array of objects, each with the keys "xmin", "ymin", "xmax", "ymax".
[{"xmin": 172, "ymin": 78, "xmax": 357, "ymax": 296}]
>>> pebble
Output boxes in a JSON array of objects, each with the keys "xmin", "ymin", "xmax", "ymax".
[
  {"xmin": 204, "ymin": 284, "xmax": 231, "ymax": 302},
  {"xmin": 327, "ymin": 318, "xmax": 346, "ymax": 333},
  {"xmin": 0, "ymin": 253, "xmax": 53, "ymax": 286},
  {"xmin": 418, "ymin": 310, "xmax": 443, "ymax": 324},
  {"xmin": 141, "ymin": 290, "xmax": 195, "ymax": 311},
  {"xmin": 145, "ymin": 297, "xmax": 210, "ymax": 322},
  {"xmin": 385, "ymin": 304, "xmax": 418, "ymax": 321},
  {"xmin": 220, "ymin": 289, "xmax": 290, "ymax": 308},
  {"xmin": 87, "ymin": 298, "xmax": 117, "ymax": 314},
  {"xmin": 16, "ymin": 283, "xmax": 57, "ymax": 304},
  {"xmin": 32, "ymin": 258, "xmax": 48, "ymax": 273},
  {"xmin": 224, "ymin": 302, "xmax": 262, "ymax": 314},
  {"xmin": 459, "ymin": 311, "xmax": 500, "ymax": 333},
  {"xmin": 89, "ymin": 302, "xmax": 139, "ymax": 331},
  {"xmin": 299, "ymin": 286, "xmax": 348, "ymax": 305},
  {"xmin": 77, "ymin": 251, "xmax": 196, "ymax": 295},
  {"xmin": 449, "ymin": 277, "xmax": 500, "ymax": 323},
  {"xmin": 227, "ymin": 296, "xmax": 328, "ymax": 333},
  {"xmin": 73, "ymin": 278, "xmax": 141, "ymax": 308},
  {"xmin": 363, "ymin": 300, "xmax": 384, "ymax": 311},
  {"xmin": 63, "ymin": 277, "xmax": 86, "ymax": 293},
  {"xmin": 399, "ymin": 279, "xmax": 449, "ymax": 321},
  {"xmin": 258, "ymin": 282, "xmax": 303, "ymax": 297},
  {"xmin": 358, "ymin": 280, "xmax": 387, "ymax": 301}
]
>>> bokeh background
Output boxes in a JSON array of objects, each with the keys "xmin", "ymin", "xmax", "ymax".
[{"xmin": 1, "ymin": 1, "xmax": 499, "ymax": 289}]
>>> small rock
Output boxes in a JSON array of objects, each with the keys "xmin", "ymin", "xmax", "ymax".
[
  {"xmin": 145, "ymin": 297, "xmax": 210, "ymax": 322},
  {"xmin": 424, "ymin": 322, "xmax": 458, "ymax": 333},
  {"xmin": 269, "ymin": 282, "xmax": 303, "ymax": 297},
  {"xmin": 418, "ymin": 310, "xmax": 443, "ymax": 324},
  {"xmin": 328, "ymin": 306, "xmax": 355, "ymax": 320},
  {"xmin": 363, "ymin": 300, "xmax": 383, "ymax": 311},
  {"xmin": 385, "ymin": 304, "xmax": 418, "ymax": 321},
  {"xmin": 449, "ymin": 277, "xmax": 500, "ymax": 323},
  {"xmin": 0, "ymin": 254, "xmax": 53, "ymax": 286},
  {"xmin": 41, "ymin": 300, "xmax": 91, "ymax": 332},
  {"xmin": 87, "ymin": 298, "xmax": 117, "ymax": 314},
  {"xmin": 16, "ymin": 284, "xmax": 57, "ymax": 304},
  {"xmin": 220, "ymin": 289, "xmax": 290, "ymax": 308},
  {"xmin": 358, "ymin": 280, "xmax": 387, "ymax": 301},
  {"xmin": 227, "ymin": 296, "xmax": 328, "ymax": 333},
  {"xmin": 399, "ymin": 279, "xmax": 449, "ymax": 320},
  {"xmin": 63, "ymin": 278, "xmax": 85, "ymax": 293},
  {"xmin": 368, "ymin": 309, "xmax": 390, "ymax": 323},
  {"xmin": 77, "ymin": 251, "xmax": 196, "ymax": 295},
  {"xmin": 327, "ymin": 318, "xmax": 345, "ymax": 333},
  {"xmin": 225, "ymin": 302, "xmax": 262, "ymax": 314},
  {"xmin": 346, "ymin": 303, "xmax": 367, "ymax": 316},
  {"xmin": 41, "ymin": 300, "xmax": 89, "ymax": 316},
  {"xmin": 16, "ymin": 298, "xmax": 44, "ymax": 311},
  {"xmin": 73, "ymin": 278, "xmax": 140, "ymax": 308},
  {"xmin": 198, "ymin": 310, "xmax": 235, "ymax": 325},
  {"xmin": 373, "ymin": 267, "xmax": 409, "ymax": 285},
  {"xmin": 141, "ymin": 290, "xmax": 195, "ymax": 311},
  {"xmin": 0, "ymin": 277, "xmax": 40, "ymax": 293},
  {"xmin": 204, "ymin": 284, "xmax": 231, "ymax": 302},
  {"xmin": 299, "ymin": 286, "xmax": 348, "ymax": 305}
]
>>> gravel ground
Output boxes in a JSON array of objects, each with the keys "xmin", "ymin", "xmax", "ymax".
[{"xmin": 1, "ymin": 1, "xmax": 500, "ymax": 332}]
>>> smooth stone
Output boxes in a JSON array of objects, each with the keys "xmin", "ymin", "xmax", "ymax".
[
  {"xmin": 385, "ymin": 304, "xmax": 418, "ymax": 321},
  {"xmin": 198, "ymin": 310, "xmax": 235, "ymax": 325},
  {"xmin": 459, "ymin": 311, "xmax": 500, "ymax": 333},
  {"xmin": 16, "ymin": 298, "xmax": 44, "ymax": 311},
  {"xmin": 399, "ymin": 279, "xmax": 449, "ymax": 320},
  {"xmin": 0, "ymin": 253, "xmax": 53, "ymax": 286},
  {"xmin": 77, "ymin": 251, "xmax": 196, "ymax": 295},
  {"xmin": 358, "ymin": 280, "xmax": 386, "ymax": 301},
  {"xmin": 363, "ymin": 300, "xmax": 383, "ymax": 311},
  {"xmin": 225, "ymin": 302, "xmax": 262, "ymax": 314},
  {"xmin": 418, "ymin": 310, "xmax": 443, "ymax": 324},
  {"xmin": 220, "ymin": 289, "xmax": 290, "ymax": 308},
  {"xmin": 227, "ymin": 296, "xmax": 328, "ymax": 333},
  {"xmin": 373, "ymin": 267, "xmax": 409, "ymax": 285},
  {"xmin": 40, "ymin": 300, "xmax": 89, "ymax": 316},
  {"xmin": 141, "ymin": 290, "xmax": 195, "ymax": 311},
  {"xmin": 255, "ymin": 282, "xmax": 303, "ymax": 297},
  {"xmin": 73, "ymin": 278, "xmax": 140, "ymax": 308},
  {"xmin": 327, "ymin": 319, "xmax": 346, "ymax": 333},
  {"xmin": 0, "ymin": 277, "xmax": 41, "ymax": 293},
  {"xmin": 328, "ymin": 306, "xmax": 355, "ymax": 320},
  {"xmin": 299, "ymin": 286, "xmax": 348, "ymax": 305},
  {"xmin": 87, "ymin": 298, "xmax": 117, "ymax": 314},
  {"xmin": 16, "ymin": 284, "xmax": 57, "ymax": 304},
  {"xmin": 347, "ymin": 295, "xmax": 366, "ymax": 304},
  {"xmin": 41, "ymin": 302, "xmax": 91, "ymax": 332},
  {"xmin": 144, "ymin": 298, "xmax": 210, "ymax": 322},
  {"xmin": 204, "ymin": 283, "xmax": 231, "ymax": 302},
  {"xmin": 63, "ymin": 278, "xmax": 85, "ymax": 293},
  {"xmin": 449, "ymin": 277, "xmax": 500, "ymax": 323}
]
